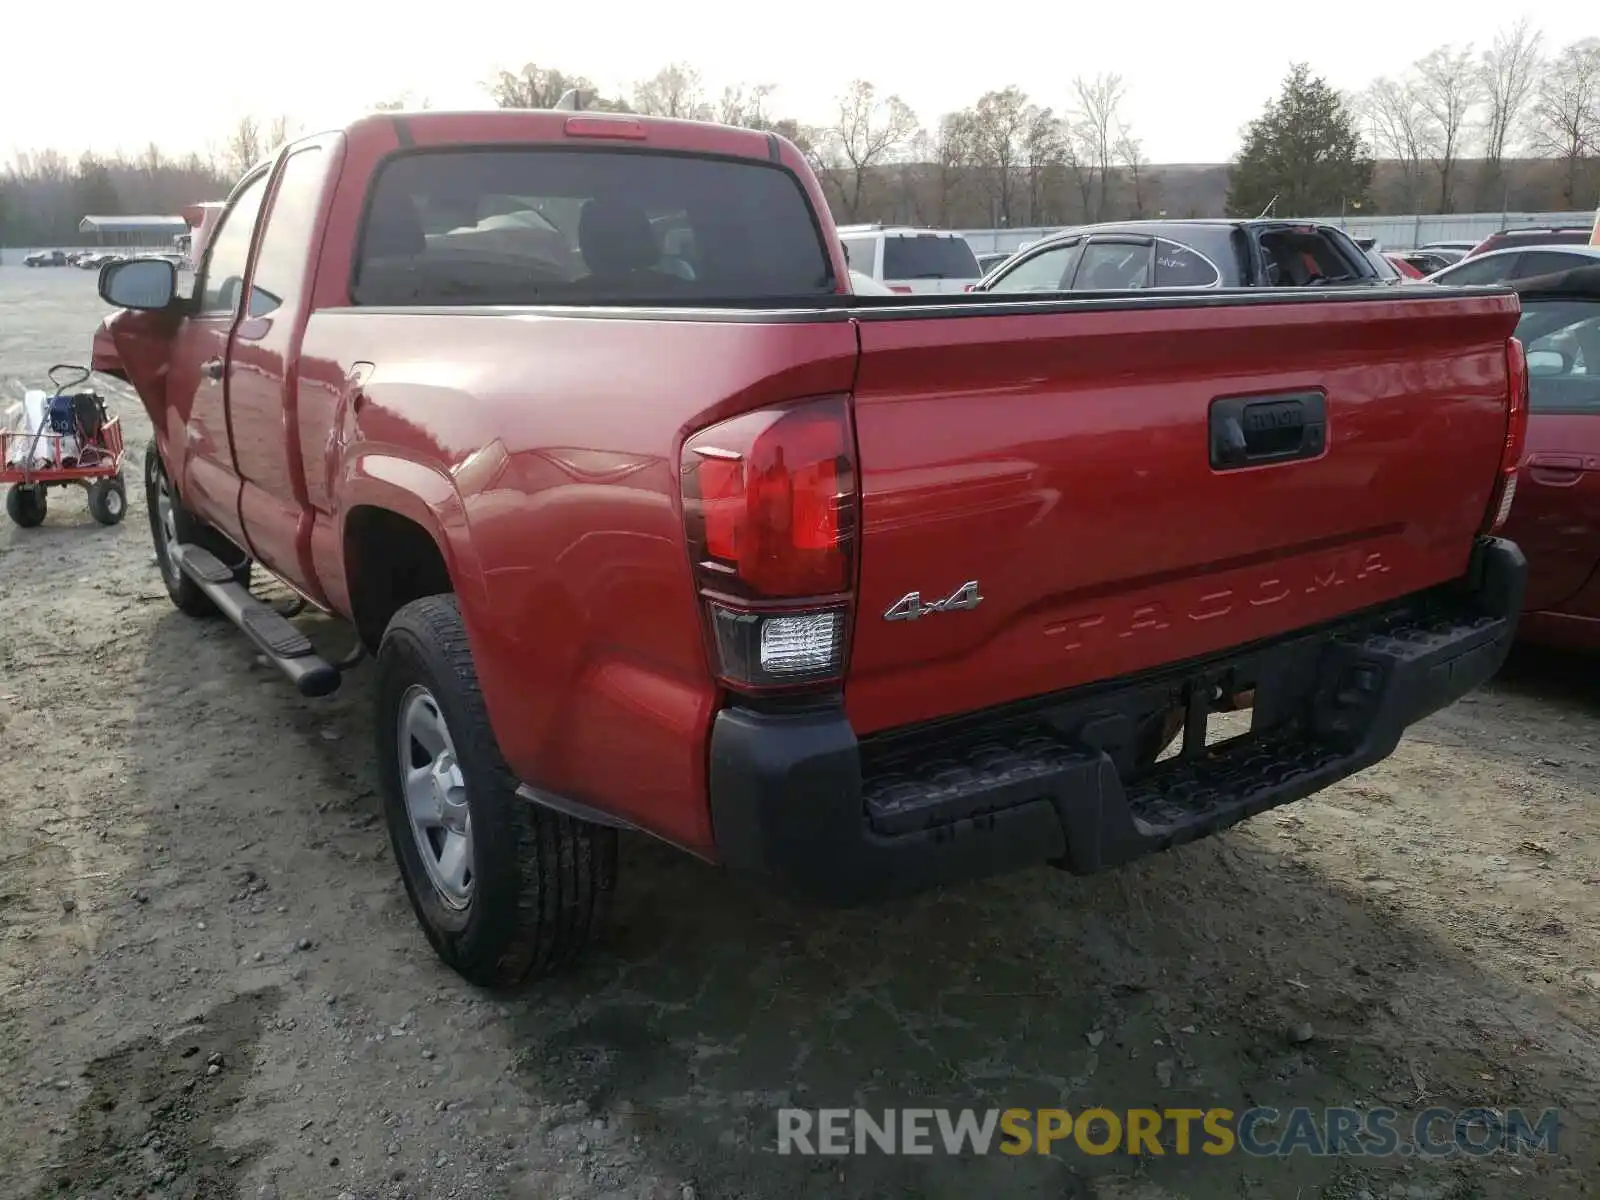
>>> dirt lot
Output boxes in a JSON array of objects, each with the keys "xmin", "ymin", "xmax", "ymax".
[{"xmin": 2, "ymin": 264, "xmax": 1600, "ymax": 1200}]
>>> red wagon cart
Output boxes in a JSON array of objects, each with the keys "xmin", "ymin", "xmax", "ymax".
[{"xmin": 1, "ymin": 364, "xmax": 128, "ymax": 528}]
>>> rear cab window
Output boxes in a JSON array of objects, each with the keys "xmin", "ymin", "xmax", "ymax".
[
  {"xmin": 881, "ymin": 234, "xmax": 981, "ymax": 283},
  {"xmin": 351, "ymin": 149, "xmax": 835, "ymax": 305}
]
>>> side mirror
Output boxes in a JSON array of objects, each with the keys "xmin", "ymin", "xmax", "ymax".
[
  {"xmin": 99, "ymin": 258, "xmax": 176, "ymax": 311},
  {"xmin": 1526, "ymin": 348, "xmax": 1572, "ymax": 377}
]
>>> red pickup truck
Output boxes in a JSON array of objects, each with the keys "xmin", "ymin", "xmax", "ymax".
[{"xmin": 94, "ymin": 109, "xmax": 1530, "ymax": 988}]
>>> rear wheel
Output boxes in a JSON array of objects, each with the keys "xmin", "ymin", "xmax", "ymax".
[
  {"xmin": 5, "ymin": 485, "xmax": 47, "ymax": 528},
  {"xmin": 376, "ymin": 594, "xmax": 617, "ymax": 988},
  {"xmin": 144, "ymin": 443, "xmax": 248, "ymax": 616},
  {"xmin": 86, "ymin": 473, "xmax": 127, "ymax": 526}
]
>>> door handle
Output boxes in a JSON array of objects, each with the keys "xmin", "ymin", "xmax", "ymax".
[
  {"xmin": 1526, "ymin": 452, "xmax": 1585, "ymax": 486},
  {"xmin": 1529, "ymin": 465, "xmax": 1583, "ymax": 486},
  {"xmin": 1209, "ymin": 391, "xmax": 1327, "ymax": 470},
  {"xmin": 201, "ymin": 358, "xmax": 224, "ymax": 381}
]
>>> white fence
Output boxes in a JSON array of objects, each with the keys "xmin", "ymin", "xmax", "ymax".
[{"xmin": 956, "ymin": 211, "xmax": 1597, "ymax": 254}]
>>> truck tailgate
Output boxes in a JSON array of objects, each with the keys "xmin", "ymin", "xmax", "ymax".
[{"xmin": 845, "ymin": 290, "xmax": 1521, "ymax": 735}]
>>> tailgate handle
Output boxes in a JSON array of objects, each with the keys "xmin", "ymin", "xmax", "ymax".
[{"xmin": 1209, "ymin": 391, "xmax": 1327, "ymax": 470}]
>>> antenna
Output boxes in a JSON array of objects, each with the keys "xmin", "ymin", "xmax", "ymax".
[
  {"xmin": 1256, "ymin": 194, "xmax": 1279, "ymax": 219},
  {"xmin": 553, "ymin": 88, "xmax": 585, "ymax": 112}
]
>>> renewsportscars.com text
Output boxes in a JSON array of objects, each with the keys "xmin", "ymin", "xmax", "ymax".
[{"xmin": 776, "ymin": 1106, "xmax": 1561, "ymax": 1158}]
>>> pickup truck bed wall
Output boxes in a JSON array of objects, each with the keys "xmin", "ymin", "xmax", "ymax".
[{"xmin": 94, "ymin": 108, "xmax": 1529, "ymax": 987}]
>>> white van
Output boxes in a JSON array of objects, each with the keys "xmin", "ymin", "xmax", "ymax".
[{"xmin": 837, "ymin": 225, "xmax": 983, "ymax": 295}]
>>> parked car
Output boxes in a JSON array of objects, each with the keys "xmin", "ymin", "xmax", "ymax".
[
  {"xmin": 23, "ymin": 250, "xmax": 67, "ymax": 267},
  {"xmin": 1388, "ymin": 252, "xmax": 1427, "ymax": 281},
  {"xmin": 1499, "ymin": 266, "xmax": 1600, "ymax": 651},
  {"xmin": 974, "ymin": 219, "xmax": 1392, "ymax": 292},
  {"xmin": 975, "ymin": 250, "xmax": 1014, "ymax": 275},
  {"xmin": 95, "ymin": 108, "xmax": 1527, "ymax": 987},
  {"xmin": 1466, "ymin": 227, "xmax": 1595, "ymax": 260},
  {"xmin": 848, "ymin": 269, "xmax": 895, "ymax": 295},
  {"xmin": 837, "ymin": 224, "xmax": 983, "ymax": 293},
  {"xmin": 1389, "ymin": 249, "xmax": 1455, "ymax": 276},
  {"xmin": 1425, "ymin": 245, "xmax": 1600, "ymax": 287}
]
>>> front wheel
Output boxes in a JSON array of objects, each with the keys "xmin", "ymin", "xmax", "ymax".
[
  {"xmin": 144, "ymin": 443, "xmax": 247, "ymax": 616},
  {"xmin": 6, "ymin": 485, "xmax": 47, "ymax": 528},
  {"xmin": 376, "ymin": 594, "xmax": 617, "ymax": 988}
]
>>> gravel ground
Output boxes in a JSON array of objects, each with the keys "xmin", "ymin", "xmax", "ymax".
[{"xmin": 2, "ymin": 264, "xmax": 1599, "ymax": 1200}]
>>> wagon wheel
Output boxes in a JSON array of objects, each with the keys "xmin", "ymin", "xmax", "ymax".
[
  {"xmin": 6, "ymin": 485, "xmax": 48, "ymax": 528},
  {"xmin": 86, "ymin": 472, "xmax": 128, "ymax": 526}
]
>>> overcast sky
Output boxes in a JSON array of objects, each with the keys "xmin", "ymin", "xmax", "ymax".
[{"xmin": 5, "ymin": 1, "xmax": 1589, "ymax": 165}]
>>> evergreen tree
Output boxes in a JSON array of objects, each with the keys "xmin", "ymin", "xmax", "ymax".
[{"xmin": 1227, "ymin": 64, "xmax": 1372, "ymax": 217}]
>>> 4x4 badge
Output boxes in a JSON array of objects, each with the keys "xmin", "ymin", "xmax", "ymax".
[{"xmin": 883, "ymin": 580, "xmax": 984, "ymax": 622}]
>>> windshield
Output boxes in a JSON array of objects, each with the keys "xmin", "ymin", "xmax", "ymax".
[
  {"xmin": 353, "ymin": 149, "xmax": 834, "ymax": 306},
  {"xmin": 882, "ymin": 235, "xmax": 981, "ymax": 281}
]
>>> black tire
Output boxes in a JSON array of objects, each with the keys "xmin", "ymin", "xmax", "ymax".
[
  {"xmin": 86, "ymin": 473, "xmax": 127, "ymax": 526},
  {"xmin": 6, "ymin": 485, "xmax": 47, "ymax": 528},
  {"xmin": 144, "ymin": 442, "xmax": 249, "ymax": 617},
  {"xmin": 376, "ymin": 594, "xmax": 617, "ymax": 988}
]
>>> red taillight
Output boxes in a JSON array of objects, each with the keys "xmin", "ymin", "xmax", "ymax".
[
  {"xmin": 888, "ymin": 285, "xmax": 913, "ymax": 294},
  {"xmin": 681, "ymin": 395, "xmax": 858, "ymax": 691},
  {"xmin": 1484, "ymin": 337, "xmax": 1530, "ymax": 533}
]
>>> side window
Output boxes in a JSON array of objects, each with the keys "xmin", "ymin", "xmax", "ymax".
[
  {"xmin": 988, "ymin": 243, "xmax": 1081, "ymax": 293},
  {"xmin": 248, "ymin": 148, "xmax": 326, "ymax": 318},
  {"xmin": 1513, "ymin": 251, "xmax": 1591, "ymax": 281},
  {"xmin": 198, "ymin": 174, "xmax": 270, "ymax": 316},
  {"xmin": 843, "ymin": 238, "xmax": 877, "ymax": 276},
  {"xmin": 1436, "ymin": 256, "xmax": 1510, "ymax": 287},
  {"xmin": 1153, "ymin": 240, "xmax": 1220, "ymax": 287},
  {"xmin": 1074, "ymin": 241, "xmax": 1152, "ymax": 290}
]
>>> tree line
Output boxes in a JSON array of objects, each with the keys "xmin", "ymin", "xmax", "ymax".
[{"xmin": 2, "ymin": 22, "xmax": 1595, "ymax": 249}]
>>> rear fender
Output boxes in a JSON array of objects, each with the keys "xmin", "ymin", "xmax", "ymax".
[{"xmin": 335, "ymin": 450, "xmax": 488, "ymax": 621}]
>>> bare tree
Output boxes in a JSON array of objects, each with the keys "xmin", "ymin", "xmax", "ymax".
[
  {"xmin": 266, "ymin": 115, "xmax": 302, "ymax": 152},
  {"xmin": 716, "ymin": 83, "xmax": 776, "ymax": 129},
  {"xmin": 1532, "ymin": 38, "xmax": 1600, "ymax": 206},
  {"xmin": 489, "ymin": 63, "xmax": 602, "ymax": 109},
  {"xmin": 1022, "ymin": 107, "xmax": 1066, "ymax": 224},
  {"xmin": 1363, "ymin": 77, "xmax": 1435, "ymax": 211},
  {"xmin": 373, "ymin": 91, "xmax": 431, "ymax": 112},
  {"xmin": 225, "ymin": 116, "xmax": 262, "ymax": 177},
  {"xmin": 1414, "ymin": 45, "xmax": 1483, "ymax": 211},
  {"xmin": 633, "ymin": 63, "xmax": 711, "ymax": 119},
  {"xmin": 821, "ymin": 80, "xmax": 919, "ymax": 221},
  {"xmin": 1115, "ymin": 126, "xmax": 1150, "ymax": 218},
  {"xmin": 929, "ymin": 112, "xmax": 979, "ymax": 226},
  {"xmin": 970, "ymin": 87, "xmax": 1030, "ymax": 225},
  {"xmin": 1479, "ymin": 19, "xmax": 1544, "ymax": 203},
  {"xmin": 1071, "ymin": 73, "xmax": 1125, "ymax": 221}
]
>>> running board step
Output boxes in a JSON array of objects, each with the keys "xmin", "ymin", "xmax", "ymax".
[{"xmin": 170, "ymin": 544, "xmax": 340, "ymax": 698}]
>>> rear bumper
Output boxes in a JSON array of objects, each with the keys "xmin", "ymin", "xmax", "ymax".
[{"xmin": 708, "ymin": 536, "xmax": 1526, "ymax": 905}]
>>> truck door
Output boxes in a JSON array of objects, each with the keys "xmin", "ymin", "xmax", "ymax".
[
  {"xmin": 226, "ymin": 139, "xmax": 339, "ymax": 605},
  {"xmin": 167, "ymin": 171, "xmax": 271, "ymax": 550}
]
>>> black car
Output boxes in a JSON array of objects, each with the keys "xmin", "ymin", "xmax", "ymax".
[
  {"xmin": 973, "ymin": 219, "xmax": 1393, "ymax": 294},
  {"xmin": 23, "ymin": 250, "xmax": 68, "ymax": 268}
]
